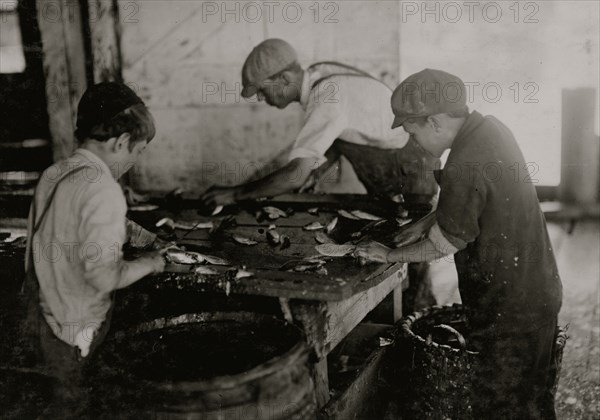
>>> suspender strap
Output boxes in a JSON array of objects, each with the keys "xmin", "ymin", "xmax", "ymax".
[
  {"xmin": 31, "ymin": 164, "xmax": 91, "ymax": 236},
  {"xmin": 307, "ymin": 61, "xmax": 388, "ymax": 91}
]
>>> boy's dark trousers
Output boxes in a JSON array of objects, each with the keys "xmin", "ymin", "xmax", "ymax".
[{"xmin": 470, "ymin": 318, "xmax": 559, "ymax": 420}]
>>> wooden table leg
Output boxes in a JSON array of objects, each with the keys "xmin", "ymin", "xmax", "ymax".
[
  {"xmin": 393, "ymin": 286, "xmax": 403, "ymax": 322},
  {"xmin": 311, "ymin": 357, "xmax": 330, "ymax": 408}
]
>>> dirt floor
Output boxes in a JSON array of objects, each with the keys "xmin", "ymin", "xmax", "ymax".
[{"xmin": 430, "ymin": 220, "xmax": 600, "ymax": 419}]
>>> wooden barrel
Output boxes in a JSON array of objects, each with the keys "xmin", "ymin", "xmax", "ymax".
[{"xmin": 91, "ymin": 312, "xmax": 316, "ymax": 419}]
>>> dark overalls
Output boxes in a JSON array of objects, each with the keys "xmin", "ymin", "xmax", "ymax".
[{"xmin": 307, "ymin": 62, "xmax": 441, "ymax": 312}]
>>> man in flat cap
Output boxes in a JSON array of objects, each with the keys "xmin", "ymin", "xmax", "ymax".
[
  {"xmin": 201, "ymin": 38, "xmax": 440, "ymax": 312},
  {"xmin": 356, "ymin": 69, "xmax": 563, "ymax": 419}
]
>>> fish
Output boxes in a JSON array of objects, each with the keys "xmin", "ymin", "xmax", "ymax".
[
  {"xmin": 337, "ymin": 210, "xmax": 360, "ymax": 220},
  {"xmin": 350, "ymin": 210, "xmax": 382, "ymax": 221},
  {"xmin": 263, "ymin": 206, "xmax": 288, "ymax": 219},
  {"xmin": 156, "ymin": 217, "xmax": 175, "ymax": 228},
  {"xmin": 315, "ymin": 232, "xmax": 333, "ymax": 244},
  {"xmin": 351, "ymin": 232, "xmax": 362, "ymax": 238},
  {"xmin": 316, "ymin": 243, "xmax": 356, "ymax": 257},
  {"xmin": 235, "ymin": 269, "xmax": 254, "ymax": 279},
  {"xmin": 303, "ymin": 222, "xmax": 324, "ymax": 231},
  {"xmin": 307, "ymin": 207, "xmax": 319, "ymax": 215},
  {"xmin": 326, "ymin": 217, "xmax": 338, "ymax": 234},
  {"xmin": 200, "ymin": 254, "xmax": 230, "ymax": 266},
  {"xmin": 391, "ymin": 193, "xmax": 404, "ymax": 204},
  {"xmin": 194, "ymin": 266, "xmax": 219, "ymax": 275},
  {"xmin": 129, "ymin": 204, "xmax": 159, "ymax": 212},
  {"xmin": 279, "ymin": 259, "xmax": 325, "ymax": 272},
  {"xmin": 268, "ymin": 224, "xmax": 277, "ymax": 230},
  {"xmin": 396, "ymin": 218, "xmax": 412, "ymax": 228},
  {"xmin": 211, "ymin": 205, "xmax": 224, "ymax": 216},
  {"xmin": 166, "ymin": 249, "xmax": 205, "ymax": 264},
  {"xmin": 232, "ymin": 235, "xmax": 258, "ymax": 245},
  {"xmin": 157, "ymin": 218, "xmax": 214, "ymax": 230},
  {"xmin": 266, "ymin": 230, "xmax": 280, "ymax": 246},
  {"xmin": 279, "ymin": 234, "xmax": 291, "ymax": 250}
]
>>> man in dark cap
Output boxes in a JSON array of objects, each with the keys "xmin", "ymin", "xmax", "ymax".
[
  {"xmin": 201, "ymin": 39, "xmax": 440, "ymax": 312},
  {"xmin": 24, "ymin": 82, "xmax": 166, "ymax": 414},
  {"xmin": 356, "ymin": 69, "xmax": 563, "ymax": 418}
]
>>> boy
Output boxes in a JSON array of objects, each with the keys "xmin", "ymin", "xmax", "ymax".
[
  {"xmin": 356, "ymin": 69, "xmax": 563, "ymax": 418},
  {"xmin": 24, "ymin": 82, "xmax": 166, "ymax": 413}
]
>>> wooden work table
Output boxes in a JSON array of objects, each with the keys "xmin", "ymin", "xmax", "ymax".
[{"xmin": 123, "ymin": 193, "xmax": 431, "ymax": 408}]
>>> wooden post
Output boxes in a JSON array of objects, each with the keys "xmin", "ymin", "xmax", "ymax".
[
  {"xmin": 559, "ymin": 88, "xmax": 600, "ymax": 203},
  {"xmin": 37, "ymin": 0, "xmax": 88, "ymax": 161},
  {"xmin": 86, "ymin": 0, "xmax": 123, "ymax": 82}
]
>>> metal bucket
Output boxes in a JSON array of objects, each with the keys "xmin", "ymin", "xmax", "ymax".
[
  {"xmin": 91, "ymin": 312, "xmax": 316, "ymax": 419},
  {"xmin": 393, "ymin": 304, "xmax": 567, "ymax": 419}
]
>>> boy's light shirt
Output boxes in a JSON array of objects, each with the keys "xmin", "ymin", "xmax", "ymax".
[
  {"xmin": 288, "ymin": 65, "xmax": 410, "ymax": 167},
  {"xmin": 28, "ymin": 148, "xmax": 127, "ymax": 356}
]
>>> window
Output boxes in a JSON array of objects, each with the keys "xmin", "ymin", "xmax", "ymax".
[{"xmin": 0, "ymin": 0, "xmax": 26, "ymax": 73}]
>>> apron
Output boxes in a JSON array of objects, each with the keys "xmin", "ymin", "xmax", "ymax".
[{"xmin": 22, "ymin": 163, "xmax": 113, "ymax": 365}]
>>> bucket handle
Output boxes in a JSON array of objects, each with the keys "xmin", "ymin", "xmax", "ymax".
[{"xmin": 433, "ymin": 324, "xmax": 467, "ymax": 350}]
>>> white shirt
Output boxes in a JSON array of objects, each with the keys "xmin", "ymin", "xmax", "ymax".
[
  {"xmin": 26, "ymin": 148, "xmax": 127, "ymax": 355},
  {"xmin": 288, "ymin": 63, "xmax": 410, "ymax": 166}
]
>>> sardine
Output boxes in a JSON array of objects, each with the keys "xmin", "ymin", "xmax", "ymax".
[
  {"xmin": 194, "ymin": 266, "xmax": 219, "ymax": 275},
  {"xmin": 350, "ymin": 210, "xmax": 382, "ymax": 221},
  {"xmin": 315, "ymin": 232, "xmax": 333, "ymax": 244},
  {"xmin": 307, "ymin": 207, "xmax": 319, "ymax": 215},
  {"xmin": 211, "ymin": 205, "xmax": 224, "ymax": 216},
  {"xmin": 337, "ymin": 210, "xmax": 360, "ymax": 220},
  {"xmin": 263, "ymin": 206, "xmax": 288, "ymax": 219},
  {"xmin": 235, "ymin": 269, "xmax": 254, "ymax": 279},
  {"xmin": 129, "ymin": 204, "xmax": 159, "ymax": 212},
  {"xmin": 156, "ymin": 217, "xmax": 175, "ymax": 228},
  {"xmin": 326, "ymin": 217, "xmax": 338, "ymax": 234},
  {"xmin": 233, "ymin": 235, "xmax": 258, "ymax": 245},
  {"xmin": 166, "ymin": 249, "xmax": 205, "ymax": 264},
  {"xmin": 316, "ymin": 243, "xmax": 356, "ymax": 257},
  {"xmin": 267, "ymin": 230, "xmax": 280, "ymax": 246},
  {"xmin": 303, "ymin": 222, "xmax": 325, "ymax": 231},
  {"xmin": 200, "ymin": 254, "xmax": 230, "ymax": 266}
]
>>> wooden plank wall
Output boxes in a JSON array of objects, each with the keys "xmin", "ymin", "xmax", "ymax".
[{"xmin": 116, "ymin": 1, "xmax": 401, "ymax": 194}]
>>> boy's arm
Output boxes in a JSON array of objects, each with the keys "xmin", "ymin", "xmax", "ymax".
[
  {"xmin": 80, "ymin": 186, "xmax": 165, "ymax": 293},
  {"xmin": 201, "ymin": 157, "xmax": 317, "ymax": 206}
]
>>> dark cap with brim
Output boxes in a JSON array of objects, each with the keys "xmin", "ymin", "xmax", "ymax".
[{"xmin": 391, "ymin": 68, "xmax": 467, "ymax": 128}]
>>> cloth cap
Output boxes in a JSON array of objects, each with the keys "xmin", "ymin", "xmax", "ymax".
[
  {"xmin": 241, "ymin": 38, "xmax": 297, "ymax": 98},
  {"xmin": 76, "ymin": 82, "xmax": 145, "ymax": 139},
  {"xmin": 391, "ymin": 69, "xmax": 467, "ymax": 128}
]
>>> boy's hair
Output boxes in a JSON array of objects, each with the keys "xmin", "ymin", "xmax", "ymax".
[
  {"xmin": 76, "ymin": 103, "xmax": 156, "ymax": 150},
  {"xmin": 405, "ymin": 107, "xmax": 470, "ymax": 126},
  {"xmin": 75, "ymin": 82, "xmax": 156, "ymax": 150}
]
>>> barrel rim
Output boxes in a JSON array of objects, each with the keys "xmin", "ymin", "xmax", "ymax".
[{"xmin": 107, "ymin": 311, "xmax": 310, "ymax": 392}]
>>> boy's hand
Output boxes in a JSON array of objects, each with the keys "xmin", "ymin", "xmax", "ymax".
[
  {"xmin": 354, "ymin": 241, "xmax": 391, "ymax": 265},
  {"xmin": 201, "ymin": 186, "xmax": 238, "ymax": 207},
  {"xmin": 145, "ymin": 250, "xmax": 167, "ymax": 274}
]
